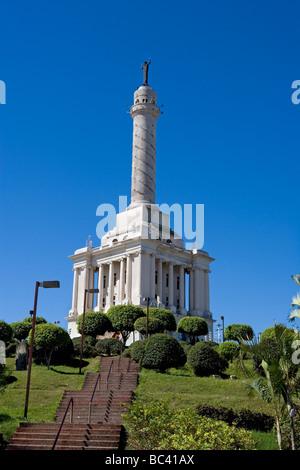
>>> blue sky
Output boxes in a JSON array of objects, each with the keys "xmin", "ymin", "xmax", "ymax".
[{"xmin": 0, "ymin": 0, "xmax": 299, "ymax": 338}]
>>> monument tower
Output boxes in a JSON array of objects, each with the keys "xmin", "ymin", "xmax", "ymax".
[{"xmin": 67, "ymin": 62, "xmax": 215, "ymax": 342}]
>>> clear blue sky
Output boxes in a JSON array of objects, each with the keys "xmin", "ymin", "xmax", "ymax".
[{"xmin": 0, "ymin": 0, "xmax": 299, "ymax": 338}]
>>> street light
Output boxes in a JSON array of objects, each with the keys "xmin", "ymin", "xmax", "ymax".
[
  {"xmin": 143, "ymin": 297, "xmax": 150, "ymax": 338},
  {"xmin": 79, "ymin": 288, "xmax": 99, "ymax": 374},
  {"xmin": 24, "ymin": 280, "xmax": 60, "ymax": 419},
  {"xmin": 220, "ymin": 316, "xmax": 225, "ymax": 342}
]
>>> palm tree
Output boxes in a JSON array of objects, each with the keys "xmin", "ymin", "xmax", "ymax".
[{"xmin": 239, "ymin": 324, "xmax": 300, "ymax": 450}]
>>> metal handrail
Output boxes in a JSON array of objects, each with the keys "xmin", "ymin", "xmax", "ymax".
[
  {"xmin": 106, "ymin": 360, "xmax": 113, "ymax": 390},
  {"xmin": 51, "ymin": 397, "xmax": 73, "ymax": 450},
  {"xmin": 88, "ymin": 372, "xmax": 101, "ymax": 424}
]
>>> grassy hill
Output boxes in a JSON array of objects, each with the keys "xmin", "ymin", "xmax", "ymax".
[{"xmin": 0, "ymin": 356, "xmax": 278, "ymax": 450}]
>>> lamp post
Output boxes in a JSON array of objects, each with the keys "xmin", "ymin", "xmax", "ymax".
[
  {"xmin": 220, "ymin": 316, "xmax": 224, "ymax": 342},
  {"xmin": 143, "ymin": 297, "xmax": 150, "ymax": 338},
  {"xmin": 24, "ymin": 280, "xmax": 60, "ymax": 419},
  {"xmin": 79, "ymin": 288, "xmax": 99, "ymax": 374}
]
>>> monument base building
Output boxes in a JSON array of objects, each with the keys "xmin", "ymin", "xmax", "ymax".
[{"xmin": 67, "ymin": 62, "xmax": 215, "ymax": 342}]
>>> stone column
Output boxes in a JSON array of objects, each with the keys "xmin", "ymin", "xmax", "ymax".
[
  {"xmin": 157, "ymin": 258, "xmax": 163, "ymax": 306},
  {"xmin": 189, "ymin": 269, "xmax": 195, "ymax": 312},
  {"xmin": 70, "ymin": 267, "xmax": 79, "ymax": 316},
  {"xmin": 179, "ymin": 265, "xmax": 185, "ymax": 311},
  {"xmin": 150, "ymin": 254, "xmax": 156, "ymax": 300},
  {"xmin": 126, "ymin": 254, "xmax": 132, "ymax": 303},
  {"xmin": 119, "ymin": 257, "xmax": 125, "ymax": 304},
  {"xmin": 108, "ymin": 262, "xmax": 114, "ymax": 308},
  {"xmin": 95, "ymin": 263, "xmax": 103, "ymax": 311},
  {"xmin": 87, "ymin": 267, "xmax": 95, "ymax": 311},
  {"xmin": 194, "ymin": 268, "xmax": 201, "ymax": 311},
  {"xmin": 168, "ymin": 262, "xmax": 174, "ymax": 308},
  {"xmin": 204, "ymin": 269, "xmax": 210, "ymax": 312}
]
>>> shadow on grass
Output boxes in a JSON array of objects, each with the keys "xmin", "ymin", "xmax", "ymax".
[
  {"xmin": 0, "ymin": 414, "xmax": 15, "ymax": 424},
  {"xmin": 49, "ymin": 358, "xmax": 89, "ymax": 374}
]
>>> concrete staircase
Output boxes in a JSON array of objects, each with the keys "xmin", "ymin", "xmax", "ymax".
[{"xmin": 6, "ymin": 356, "xmax": 140, "ymax": 450}]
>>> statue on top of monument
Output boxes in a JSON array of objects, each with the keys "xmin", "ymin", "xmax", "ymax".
[{"xmin": 141, "ymin": 58, "xmax": 151, "ymax": 86}]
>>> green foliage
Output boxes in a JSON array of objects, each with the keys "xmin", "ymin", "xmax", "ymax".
[
  {"xmin": 224, "ymin": 324, "xmax": 254, "ymax": 343},
  {"xmin": 141, "ymin": 334, "xmax": 186, "ymax": 373},
  {"xmin": 179, "ymin": 341, "xmax": 193, "ymax": 356},
  {"xmin": 72, "ymin": 336, "xmax": 97, "ymax": 358},
  {"xmin": 177, "ymin": 317, "xmax": 208, "ymax": 344},
  {"xmin": 29, "ymin": 323, "xmax": 72, "ymax": 368},
  {"xmin": 129, "ymin": 339, "xmax": 149, "ymax": 363},
  {"xmin": 187, "ymin": 342, "xmax": 228, "ymax": 377},
  {"xmin": 122, "ymin": 400, "xmax": 256, "ymax": 450},
  {"xmin": 95, "ymin": 338, "xmax": 122, "ymax": 356},
  {"xmin": 77, "ymin": 311, "xmax": 112, "ymax": 339},
  {"xmin": 134, "ymin": 317, "xmax": 164, "ymax": 336},
  {"xmin": 107, "ymin": 305, "xmax": 145, "ymax": 345},
  {"xmin": 279, "ymin": 414, "xmax": 300, "ymax": 450},
  {"xmin": 11, "ymin": 317, "xmax": 47, "ymax": 342},
  {"xmin": 197, "ymin": 403, "xmax": 274, "ymax": 432},
  {"xmin": 218, "ymin": 341, "xmax": 240, "ymax": 362},
  {"xmin": 0, "ymin": 321, "xmax": 12, "ymax": 344},
  {"xmin": 147, "ymin": 308, "xmax": 177, "ymax": 332}
]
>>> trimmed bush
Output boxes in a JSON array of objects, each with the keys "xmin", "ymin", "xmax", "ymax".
[
  {"xmin": 177, "ymin": 317, "xmax": 208, "ymax": 344},
  {"xmin": 224, "ymin": 324, "xmax": 254, "ymax": 343},
  {"xmin": 129, "ymin": 339, "xmax": 149, "ymax": 363},
  {"xmin": 197, "ymin": 403, "xmax": 275, "ymax": 432},
  {"xmin": 72, "ymin": 336, "xmax": 97, "ymax": 358},
  {"xmin": 187, "ymin": 342, "xmax": 228, "ymax": 377},
  {"xmin": 134, "ymin": 317, "xmax": 165, "ymax": 336},
  {"xmin": 29, "ymin": 323, "xmax": 72, "ymax": 368},
  {"xmin": 77, "ymin": 311, "xmax": 112, "ymax": 339},
  {"xmin": 179, "ymin": 340, "xmax": 193, "ymax": 357},
  {"xmin": 141, "ymin": 334, "xmax": 186, "ymax": 373},
  {"xmin": 146, "ymin": 308, "xmax": 177, "ymax": 332},
  {"xmin": 218, "ymin": 341, "xmax": 240, "ymax": 362},
  {"xmin": 95, "ymin": 338, "xmax": 122, "ymax": 356}
]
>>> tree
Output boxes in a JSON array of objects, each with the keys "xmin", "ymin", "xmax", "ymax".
[
  {"xmin": 224, "ymin": 324, "xmax": 254, "ymax": 343},
  {"xmin": 141, "ymin": 334, "xmax": 186, "ymax": 373},
  {"xmin": 29, "ymin": 323, "xmax": 72, "ymax": 369},
  {"xmin": 107, "ymin": 305, "xmax": 145, "ymax": 346},
  {"xmin": 218, "ymin": 341, "xmax": 240, "ymax": 362},
  {"xmin": 77, "ymin": 311, "xmax": 112, "ymax": 339},
  {"xmin": 187, "ymin": 342, "xmax": 228, "ymax": 377},
  {"xmin": 177, "ymin": 317, "xmax": 208, "ymax": 345},
  {"xmin": 134, "ymin": 317, "xmax": 165, "ymax": 336},
  {"xmin": 0, "ymin": 320, "xmax": 12, "ymax": 344},
  {"xmin": 147, "ymin": 308, "xmax": 177, "ymax": 332},
  {"xmin": 239, "ymin": 323, "xmax": 300, "ymax": 450}
]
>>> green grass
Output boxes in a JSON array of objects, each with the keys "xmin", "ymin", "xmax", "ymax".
[
  {"xmin": 0, "ymin": 357, "xmax": 100, "ymax": 442},
  {"xmin": 0, "ymin": 356, "xmax": 279, "ymax": 449}
]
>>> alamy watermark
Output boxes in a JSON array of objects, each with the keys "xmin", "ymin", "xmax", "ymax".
[
  {"xmin": 0, "ymin": 80, "xmax": 6, "ymax": 104},
  {"xmin": 291, "ymin": 80, "xmax": 300, "ymax": 105},
  {"xmin": 96, "ymin": 196, "xmax": 204, "ymax": 250}
]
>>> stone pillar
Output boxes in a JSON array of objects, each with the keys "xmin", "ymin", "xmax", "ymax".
[
  {"xmin": 168, "ymin": 262, "xmax": 174, "ymax": 309},
  {"xmin": 204, "ymin": 269, "xmax": 210, "ymax": 312},
  {"xmin": 108, "ymin": 262, "xmax": 114, "ymax": 308},
  {"xmin": 130, "ymin": 85, "xmax": 160, "ymax": 208},
  {"xmin": 70, "ymin": 267, "xmax": 79, "ymax": 315},
  {"xmin": 150, "ymin": 254, "xmax": 156, "ymax": 300},
  {"xmin": 95, "ymin": 263, "xmax": 103, "ymax": 311},
  {"xmin": 119, "ymin": 258, "xmax": 125, "ymax": 304},
  {"xmin": 189, "ymin": 269, "xmax": 194, "ymax": 312},
  {"xmin": 87, "ymin": 268, "xmax": 95, "ymax": 311},
  {"xmin": 179, "ymin": 265, "xmax": 185, "ymax": 311},
  {"xmin": 194, "ymin": 268, "xmax": 201, "ymax": 311},
  {"xmin": 126, "ymin": 255, "xmax": 132, "ymax": 303},
  {"xmin": 157, "ymin": 258, "xmax": 163, "ymax": 306}
]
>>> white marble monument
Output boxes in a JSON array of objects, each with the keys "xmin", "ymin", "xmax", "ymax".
[{"xmin": 67, "ymin": 62, "xmax": 215, "ymax": 342}]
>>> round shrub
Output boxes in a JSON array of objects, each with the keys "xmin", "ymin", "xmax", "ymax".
[
  {"xmin": 134, "ymin": 317, "xmax": 165, "ymax": 336},
  {"xmin": 77, "ymin": 312, "xmax": 112, "ymax": 338},
  {"xmin": 218, "ymin": 341, "xmax": 240, "ymax": 362},
  {"xmin": 72, "ymin": 336, "xmax": 97, "ymax": 358},
  {"xmin": 95, "ymin": 338, "xmax": 122, "ymax": 356},
  {"xmin": 0, "ymin": 321, "xmax": 12, "ymax": 344},
  {"xmin": 177, "ymin": 317, "xmax": 208, "ymax": 344},
  {"xmin": 147, "ymin": 308, "xmax": 177, "ymax": 332},
  {"xmin": 29, "ymin": 323, "xmax": 72, "ymax": 368},
  {"xmin": 11, "ymin": 321, "xmax": 31, "ymax": 341},
  {"xmin": 187, "ymin": 342, "xmax": 228, "ymax": 377},
  {"xmin": 107, "ymin": 305, "xmax": 145, "ymax": 346},
  {"xmin": 224, "ymin": 324, "xmax": 254, "ymax": 343},
  {"xmin": 141, "ymin": 334, "xmax": 186, "ymax": 373},
  {"xmin": 179, "ymin": 341, "xmax": 193, "ymax": 356},
  {"xmin": 130, "ymin": 339, "xmax": 149, "ymax": 363}
]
